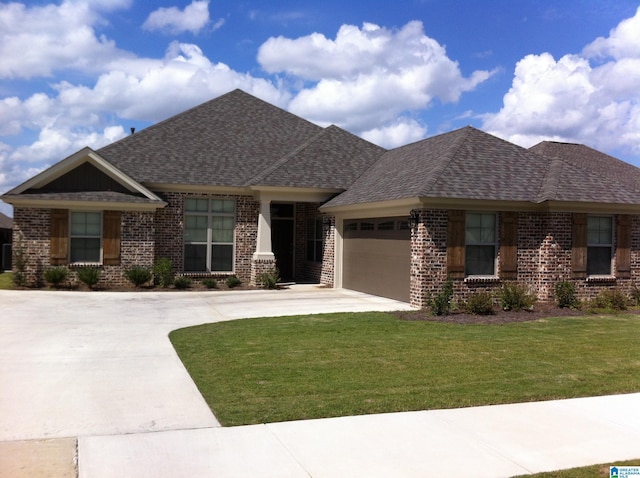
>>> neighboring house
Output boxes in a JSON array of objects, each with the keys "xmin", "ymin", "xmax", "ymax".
[
  {"xmin": 2, "ymin": 89, "xmax": 640, "ymax": 307},
  {"xmin": 0, "ymin": 212, "xmax": 12, "ymax": 270}
]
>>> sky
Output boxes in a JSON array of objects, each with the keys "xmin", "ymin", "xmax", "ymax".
[{"xmin": 1, "ymin": 0, "xmax": 640, "ymax": 217}]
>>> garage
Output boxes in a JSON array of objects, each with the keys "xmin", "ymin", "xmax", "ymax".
[{"xmin": 343, "ymin": 217, "xmax": 411, "ymax": 302}]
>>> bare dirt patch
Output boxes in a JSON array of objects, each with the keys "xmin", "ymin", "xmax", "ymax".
[{"xmin": 0, "ymin": 438, "xmax": 77, "ymax": 478}]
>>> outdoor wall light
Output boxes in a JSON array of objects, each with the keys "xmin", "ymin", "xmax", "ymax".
[
  {"xmin": 322, "ymin": 216, "xmax": 333, "ymax": 231},
  {"xmin": 408, "ymin": 210, "xmax": 420, "ymax": 229}
]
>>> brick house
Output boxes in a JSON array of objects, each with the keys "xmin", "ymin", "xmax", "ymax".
[{"xmin": 3, "ymin": 89, "xmax": 640, "ymax": 307}]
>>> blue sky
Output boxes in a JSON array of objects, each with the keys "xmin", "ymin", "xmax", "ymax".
[{"xmin": 1, "ymin": 0, "xmax": 640, "ymax": 217}]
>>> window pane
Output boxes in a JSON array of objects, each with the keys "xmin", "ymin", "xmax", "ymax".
[
  {"xmin": 211, "ymin": 199, "xmax": 234, "ymax": 214},
  {"xmin": 211, "ymin": 216, "xmax": 234, "ymax": 242},
  {"xmin": 70, "ymin": 238, "xmax": 100, "ymax": 262},
  {"xmin": 315, "ymin": 219, "xmax": 323, "ymax": 240},
  {"xmin": 465, "ymin": 245, "xmax": 495, "ymax": 276},
  {"xmin": 185, "ymin": 198, "xmax": 209, "ymax": 212},
  {"xmin": 185, "ymin": 216, "xmax": 208, "ymax": 242},
  {"xmin": 588, "ymin": 216, "xmax": 612, "ymax": 245},
  {"xmin": 211, "ymin": 245, "xmax": 233, "ymax": 272},
  {"xmin": 587, "ymin": 247, "xmax": 612, "ymax": 275},
  {"xmin": 71, "ymin": 212, "xmax": 101, "ymax": 236},
  {"xmin": 184, "ymin": 244, "xmax": 207, "ymax": 271}
]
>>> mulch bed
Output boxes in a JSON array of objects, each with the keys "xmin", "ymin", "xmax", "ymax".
[{"xmin": 394, "ymin": 303, "xmax": 584, "ymax": 325}]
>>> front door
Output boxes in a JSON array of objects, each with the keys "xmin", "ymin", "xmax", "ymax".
[{"xmin": 271, "ymin": 203, "xmax": 295, "ymax": 281}]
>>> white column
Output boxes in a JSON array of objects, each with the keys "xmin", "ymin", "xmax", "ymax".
[{"xmin": 253, "ymin": 197, "xmax": 275, "ymax": 261}]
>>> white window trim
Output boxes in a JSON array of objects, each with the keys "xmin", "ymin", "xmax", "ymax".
[
  {"xmin": 587, "ymin": 215, "xmax": 614, "ymax": 277},
  {"xmin": 69, "ymin": 210, "xmax": 103, "ymax": 265},
  {"xmin": 184, "ymin": 198, "xmax": 236, "ymax": 273},
  {"xmin": 465, "ymin": 212, "xmax": 498, "ymax": 278}
]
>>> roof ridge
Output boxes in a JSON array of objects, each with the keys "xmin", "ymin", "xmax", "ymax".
[
  {"xmin": 419, "ymin": 126, "xmax": 474, "ymax": 196},
  {"xmin": 245, "ymin": 126, "xmax": 332, "ymax": 186},
  {"xmin": 536, "ymin": 156, "xmax": 563, "ymax": 202}
]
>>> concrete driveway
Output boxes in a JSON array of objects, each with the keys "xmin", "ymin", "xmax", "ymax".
[{"xmin": 1, "ymin": 287, "xmax": 640, "ymax": 477}]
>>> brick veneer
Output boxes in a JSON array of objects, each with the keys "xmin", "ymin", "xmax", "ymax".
[
  {"xmin": 12, "ymin": 207, "xmax": 154, "ymax": 288},
  {"xmin": 295, "ymin": 203, "xmax": 332, "ymax": 285},
  {"xmin": 154, "ymin": 192, "xmax": 259, "ymax": 283},
  {"xmin": 409, "ymin": 209, "xmax": 640, "ymax": 309}
]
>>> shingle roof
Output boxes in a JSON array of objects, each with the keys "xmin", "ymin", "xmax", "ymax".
[
  {"xmin": 98, "ymin": 89, "xmax": 380, "ymax": 190},
  {"xmin": 324, "ymin": 126, "xmax": 640, "ymax": 208},
  {"xmin": 529, "ymin": 141, "xmax": 640, "ymax": 189},
  {"xmin": 0, "ymin": 212, "xmax": 12, "ymax": 230},
  {"xmin": 247, "ymin": 125, "xmax": 386, "ymax": 189}
]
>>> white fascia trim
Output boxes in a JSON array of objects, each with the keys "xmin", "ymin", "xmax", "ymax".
[
  {"xmin": 250, "ymin": 186, "xmax": 342, "ymax": 203},
  {"xmin": 321, "ymin": 198, "xmax": 421, "ymax": 219},
  {"xmin": 3, "ymin": 197, "xmax": 166, "ymax": 212},
  {"xmin": 145, "ymin": 183, "xmax": 250, "ymax": 195},
  {"xmin": 4, "ymin": 147, "xmax": 163, "ymax": 203},
  {"xmin": 86, "ymin": 152, "xmax": 162, "ymax": 202}
]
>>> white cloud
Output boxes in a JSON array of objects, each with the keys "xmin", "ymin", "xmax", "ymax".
[
  {"xmin": 0, "ymin": 39, "xmax": 286, "ymax": 195},
  {"xmin": 583, "ymin": 6, "xmax": 640, "ymax": 60},
  {"xmin": 360, "ymin": 118, "xmax": 428, "ymax": 149},
  {"xmin": 0, "ymin": 1, "xmax": 132, "ymax": 79},
  {"xmin": 483, "ymin": 7, "xmax": 640, "ymax": 156},
  {"xmin": 259, "ymin": 21, "xmax": 493, "ymax": 133},
  {"xmin": 143, "ymin": 1, "xmax": 210, "ymax": 35}
]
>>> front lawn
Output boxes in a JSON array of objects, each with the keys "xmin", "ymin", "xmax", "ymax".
[
  {"xmin": 514, "ymin": 459, "xmax": 639, "ymax": 477},
  {"xmin": 0, "ymin": 271, "xmax": 13, "ymax": 289},
  {"xmin": 170, "ymin": 312, "xmax": 640, "ymax": 426}
]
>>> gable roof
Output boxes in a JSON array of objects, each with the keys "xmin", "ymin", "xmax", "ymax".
[
  {"xmin": 1, "ymin": 147, "xmax": 166, "ymax": 210},
  {"xmin": 98, "ymin": 89, "xmax": 379, "ymax": 190},
  {"xmin": 323, "ymin": 126, "xmax": 640, "ymax": 209}
]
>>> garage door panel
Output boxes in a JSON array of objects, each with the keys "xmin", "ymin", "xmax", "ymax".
[{"xmin": 343, "ymin": 218, "xmax": 410, "ymax": 302}]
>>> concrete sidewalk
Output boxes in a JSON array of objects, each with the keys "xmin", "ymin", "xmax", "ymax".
[
  {"xmin": 79, "ymin": 393, "xmax": 640, "ymax": 478},
  {"xmin": 1, "ymin": 287, "xmax": 639, "ymax": 477}
]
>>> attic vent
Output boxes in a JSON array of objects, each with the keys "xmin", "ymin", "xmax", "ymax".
[{"xmin": 130, "ymin": 127, "xmax": 135, "ymax": 134}]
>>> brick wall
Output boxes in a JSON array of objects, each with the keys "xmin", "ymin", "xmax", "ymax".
[
  {"xmin": 295, "ymin": 203, "xmax": 331, "ymax": 284},
  {"xmin": 12, "ymin": 207, "xmax": 155, "ymax": 288},
  {"xmin": 409, "ymin": 209, "xmax": 640, "ymax": 308},
  {"xmin": 154, "ymin": 192, "xmax": 259, "ymax": 283}
]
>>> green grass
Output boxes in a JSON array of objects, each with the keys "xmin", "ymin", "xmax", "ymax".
[
  {"xmin": 0, "ymin": 271, "xmax": 13, "ymax": 289},
  {"xmin": 170, "ymin": 312, "xmax": 640, "ymax": 426},
  {"xmin": 514, "ymin": 460, "xmax": 639, "ymax": 477}
]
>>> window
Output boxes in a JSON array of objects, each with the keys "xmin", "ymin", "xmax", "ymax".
[
  {"xmin": 70, "ymin": 212, "xmax": 102, "ymax": 263},
  {"xmin": 465, "ymin": 212, "xmax": 497, "ymax": 276},
  {"xmin": 306, "ymin": 217, "xmax": 323, "ymax": 262},
  {"xmin": 184, "ymin": 198, "xmax": 235, "ymax": 272},
  {"xmin": 587, "ymin": 216, "xmax": 613, "ymax": 275}
]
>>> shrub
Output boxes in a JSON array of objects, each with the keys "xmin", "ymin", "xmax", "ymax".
[
  {"xmin": 590, "ymin": 288, "xmax": 627, "ymax": 311},
  {"xmin": 124, "ymin": 266, "xmax": 152, "ymax": 288},
  {"xmin": 466, "ymin": 291, "xmax": 495, "ymax": 315},
  {"xmin": 173, "ymin": 276, "xmax": 192, "ymax": 289},
  {"xmin": 428, "ymin": 279, "xmax": 454, "ymax": 316},
  {"xmin": 226, "ymin": 275, "xmax": 241, "ymax": 288},
  {"xmin": 153, "ymin": 257, "xmax": 174, "ymax": 288},
  {"xmin": 12, "ymin": 234, "xmax": 27, "ymax": 287},
  {"xmin": 76, "ymin": 267, "xmax": 102, "ymax": 289},
  {"xmin": 500, "ymin": 282, "xmax": 536, "ymax": 312},
  {"xmin": 202, "ymin": 278, "xmax": 218, "ymax": 289},
  {"xmin": 555, "ymin": 281, "xmax": 579, "ymax": 309},
  {"xmin": 257, "ymin": 268, "xmax": 280, "ymax": 289},
  {"xmin": 43, "ymin": 267, "xmax": 69, "ymax": 288},
  {"xmin": 631, "ymin": 285, "xmax": 640, "ymax": 306}
]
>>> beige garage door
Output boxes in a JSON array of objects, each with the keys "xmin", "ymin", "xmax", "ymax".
[{"xmin": 343, "ymin": 217, "xmax": 411, "ymax": 302}]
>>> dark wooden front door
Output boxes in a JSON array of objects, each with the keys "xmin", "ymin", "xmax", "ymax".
[{"xmin": 271, "ymin": 204, "xmax": 295, "ymax": 281}]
